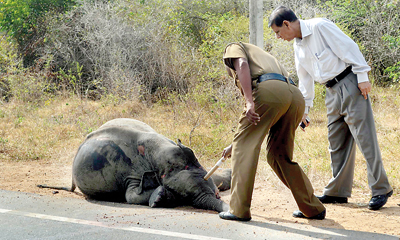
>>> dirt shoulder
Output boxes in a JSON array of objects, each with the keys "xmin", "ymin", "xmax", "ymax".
[{"xmin": 0, "ymin": 160, "xmax": 399, "ymax": 237}]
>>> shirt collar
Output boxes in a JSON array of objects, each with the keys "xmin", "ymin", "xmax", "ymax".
[{"xmin": 295, "ymin": 20, "xmax": 312, "ymax": 45}]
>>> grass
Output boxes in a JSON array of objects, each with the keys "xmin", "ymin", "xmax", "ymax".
[{"xmin": 0, "ymin": 84, "xmax": 398, "ymax": 197}]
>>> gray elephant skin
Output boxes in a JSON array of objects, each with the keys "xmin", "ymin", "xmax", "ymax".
[{"xmin": 38, "ymin": 118, "xmax": 231, "ymax": 212}]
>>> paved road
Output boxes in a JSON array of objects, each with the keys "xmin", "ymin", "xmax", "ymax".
[{"xmin": 0, "ymin": 190, "xmax": 398, "ymax": 240}]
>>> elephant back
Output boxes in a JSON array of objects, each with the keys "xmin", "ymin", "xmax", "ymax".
[{"xmin": 98, "ymin": 118, "xmax": 156, "ymax": 133}]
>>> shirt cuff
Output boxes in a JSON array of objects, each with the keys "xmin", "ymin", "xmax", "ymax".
[
  {"xmin": 304, "ymin": 106, "xmax": 310, "ymax": 114},
  {"xmin": 357, "ymin": 72, "xmax": 369, "ymax": 83}
]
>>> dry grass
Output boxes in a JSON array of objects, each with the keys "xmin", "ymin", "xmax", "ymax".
[{"xmin": 0, "ymin": 85, "xmax": 399, "ymax": 197}]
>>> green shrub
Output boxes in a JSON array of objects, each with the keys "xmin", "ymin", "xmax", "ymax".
[
  {"xmin": 41, "ymin": 0, "xmax": 184, "ymax": 99},
  {"xmin": 164, "ymin": 0, "xmax": 247, "ymax": 47},
  {"xmin": 197, "ymin": 12, "xmax": 249, "ymax": 85},
  {"xmin": 323, "ymin": 0, "xmax": 400, "ymax": 86},
  {"xmin": 0, "ymin": 35, "xmax": 19, "ymax": 101},
  {"xmin": 0, "ymin": 0, "xmax": 76, "ymax": 66}
]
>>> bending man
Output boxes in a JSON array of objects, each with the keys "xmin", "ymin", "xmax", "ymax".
[{"xmin": 219, "ymin": 42, "xmax": 326, "ymax": 221}]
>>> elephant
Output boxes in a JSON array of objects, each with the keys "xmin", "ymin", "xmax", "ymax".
[{"xmin": 38, "ymin": 118, "xmax": 231, "ymax": 212}]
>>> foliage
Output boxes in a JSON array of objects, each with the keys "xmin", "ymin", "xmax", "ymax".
[
  {"xmin": 197, "ymin": 12, "xmax": 249, "ymax": 85},
  {"xmin": 41, "ymin": 0, "xmax": 180, "ymax": 99},
  {"xmin": 0, "ymin": 33, "xmax": 57, "ymax": 104},
  {"xmin": 1, "ymin": 0, "xmax": 400, "ymax": 103},
  {"xmin": 383, "ymin": 34, "xmax": 400, "ymax": 85},
  {"xmin": 4, "ymin": 63, "xmax": 56, "ymax": 105},
  {"xmin": 0, "ymin": 35, "xmax": 18, "ymax": 73},
  {"xmin": 0, "ymin": 0, "xmax": 76, "ymax": 66},
  {"xmin": 384, "ymin": 61, "xmax": 400, "ymax": 85},
  {"xmin": 265, "ymin": 0, "xmax": 324, "ymax": 19},
  {"xmin": 164, "ymin": 0, "xmax": 247, "ymax": 47},
  {"xmin": 323, "ymin": 0, "xmax": 400, "ymax": 86},
  {"xmin": 38, "ymin": 0, "xmax": 249, "ymax": 100},
  {"xmin": 0, "ymin": 34, "xmax": 18, "ymax": 101}
]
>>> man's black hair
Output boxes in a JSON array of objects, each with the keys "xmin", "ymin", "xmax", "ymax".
[{"xmin": 268, "ymin": 6, "xmax": 298, "ymax": 27}]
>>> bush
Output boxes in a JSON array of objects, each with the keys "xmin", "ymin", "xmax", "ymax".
[
  {"xmin": 164, "ymin": 0, "xmax": 247, "ymax": 47},
  {"xmin": 0, "ymin": 0, "xmax": 76, "ymax": 66},
  {"xmin": 0, "ymin": 34, "xmax": 19, "ymax": 101},
  {"xmin": 40, "ymin": 0, "xmax": 196, "ymax": 100},
  {"xmin": 323, "ymin": 0, "xmax": 400, "ymax": 86}
]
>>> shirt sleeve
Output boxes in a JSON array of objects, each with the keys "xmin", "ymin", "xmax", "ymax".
[
  {"xmin": 223, "ymin": 43, "xmax": 247, "ymax": 69},
  {"xmin": 295, "ymin": 50, "xmax": 315, "ymax": 109},
  {"xmin": 318, "ymin": 21, "xmax": 371, "ymax": 83}
]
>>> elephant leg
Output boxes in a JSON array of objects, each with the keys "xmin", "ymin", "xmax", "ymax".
[
  {"xmin": 125, "ymin": 171, "xmax": 161, "ymax": 205},
  {"xmin": 210, "ymin": 169, "xmax": 232, "ymax": 191},
  {"xmin": 125, "ymin": 183, "xmax": 154, "ymax": 205},
  {"xmin": 149, "ymin": 186, "xmax": 178, "ymax": 208}
]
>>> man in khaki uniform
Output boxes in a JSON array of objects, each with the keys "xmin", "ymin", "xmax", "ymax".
[{"xmin": 218, "ymin": 42, "xmax": 326, "ymax": 221}]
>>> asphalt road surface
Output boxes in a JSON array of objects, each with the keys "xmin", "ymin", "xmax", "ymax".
[{"xmin": 0, "ymin": 190, "xmax": 398, "ymax": 240}]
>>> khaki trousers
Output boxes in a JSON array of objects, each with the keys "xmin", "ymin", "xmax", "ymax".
[
  {"xmin": 229, "ymin": 80, "xmax": 325, "ymax": 218},
  {"xmin": 324, "ymin": 73, "xmax": 392, "ymax": 197}
]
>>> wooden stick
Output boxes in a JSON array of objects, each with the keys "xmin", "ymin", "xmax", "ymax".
[{"xmin": 204, "ymin": 157, "xmax": 226, "ymax": 180}]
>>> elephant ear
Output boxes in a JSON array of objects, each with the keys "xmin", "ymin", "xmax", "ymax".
[{"xmin": 176, "ymin": 139, "xmax": 202, "ymax": 168}]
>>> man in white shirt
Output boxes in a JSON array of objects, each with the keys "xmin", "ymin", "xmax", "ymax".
[{"xmin": 268, "ymin": 6, "xmax": 393, "ymax": 210}]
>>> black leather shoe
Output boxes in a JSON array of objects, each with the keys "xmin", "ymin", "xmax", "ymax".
[
  {"xmin": 368, "ymin": 190, "xmax": 393, "ymax": 210},
  {"xmin": 219, "ymin": 212, "xmax": 251, "ymax": 221},
  {"xmin": 292, "ymin": 210, "xmax": 326, "ymax": 220},
  {"xmin": 316, "ymin": 195, "xmax": 348, "ymax": 203}
]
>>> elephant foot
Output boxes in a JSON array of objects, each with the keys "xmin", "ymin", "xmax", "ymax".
[{"xmin": 149, "ymin": 186, "xmax": 177, "ymax": 208}]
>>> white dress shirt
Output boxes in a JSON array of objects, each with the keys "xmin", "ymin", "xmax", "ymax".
[{"xmin": 294, "ymin": 18, "xmax": 371, "ymax": 109}]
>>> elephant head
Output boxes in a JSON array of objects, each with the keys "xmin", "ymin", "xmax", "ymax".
[{"xmin": 148, "ymin": 140, "xmax": 229, "ymax": 212}]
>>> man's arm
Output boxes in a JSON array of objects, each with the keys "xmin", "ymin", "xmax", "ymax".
[
  {"xmin": 232, "ymin": 57, "xmax": 260, "ymax": 125},
  {"xmin": 295, "ymin": 54, "xmax": 314, "ymax": 128},
  {"xmin": 296, "ymin": 56, "xmax": 315, "ymax": 111}
]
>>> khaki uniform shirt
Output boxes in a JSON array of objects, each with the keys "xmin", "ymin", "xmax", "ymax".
[{"xmin": 223, "ymin": 42, "xmax": 289, "ymax": 93}]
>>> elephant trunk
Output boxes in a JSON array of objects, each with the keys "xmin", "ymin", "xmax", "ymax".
[{"xmin": 193, "ymin": 194, "xmax": 229, "ymax": 213}]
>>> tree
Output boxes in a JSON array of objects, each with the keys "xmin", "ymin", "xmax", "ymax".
[{"xmin": 0, "ymin": 0, "xmax": 76, "ymax": 66}]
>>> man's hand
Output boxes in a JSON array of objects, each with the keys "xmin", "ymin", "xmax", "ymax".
[
  {"xmin": 358, "ymin": 81, "xmax": 371, "ymax": 100},
  {"xmin": 222, "ymin": 144, "xmax": 233, "ymax": 158},
  {"xmin": 300, "ymin": 114, "xmax": 310, "ymax": 132},
  {"xmin": 245, "ymin": 101, "xmax": 260, "ymax": 125}
]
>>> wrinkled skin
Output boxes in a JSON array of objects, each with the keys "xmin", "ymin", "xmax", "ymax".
[{"xmin": 39, "ymin": 118, "xmax": 231, "ymax": 212}]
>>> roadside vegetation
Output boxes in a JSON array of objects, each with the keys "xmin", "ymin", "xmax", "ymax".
[{"xmin": 0, "ymin": 0, "xmax": 399, "ymax": 193}]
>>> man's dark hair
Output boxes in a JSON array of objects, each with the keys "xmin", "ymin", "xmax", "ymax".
[{"xmin": 268, "ymin": 6, "xmax": 298, "ymax": 27}]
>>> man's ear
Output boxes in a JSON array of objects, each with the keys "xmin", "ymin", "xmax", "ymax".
[{"xmin": 283, "ymin": 20, "xmax": 290, "ymax": 28}]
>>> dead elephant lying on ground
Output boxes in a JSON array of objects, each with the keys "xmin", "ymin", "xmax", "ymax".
[{"xmin": 38, "ymin": 118, "xmax": 231, "ymax": 212}]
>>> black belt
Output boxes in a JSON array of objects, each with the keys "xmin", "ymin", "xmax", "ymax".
[
  {"xmin": 257, "ymin": 73, "xmax": 296, "ymax": 86},
  {"xmin": 325, "ymin": 66, "xmax": 352, "ymax": 88}
]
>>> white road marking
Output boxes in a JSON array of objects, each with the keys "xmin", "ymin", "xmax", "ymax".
[
  {"xmin": 0, "ymin": 208, "xmax": 229, "ymax": 240},
  {"xmin": 0, "ymin": 209, "xmax": 11, "ymax": 213}
]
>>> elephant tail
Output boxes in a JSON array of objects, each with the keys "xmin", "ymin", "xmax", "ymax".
[{"xmin": 37, "ymin": 179, "xmax": 76, "ymax": 192}]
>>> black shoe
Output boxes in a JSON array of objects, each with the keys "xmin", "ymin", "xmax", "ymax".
[
  {"xmin": 316, "ymin": 195, "xmax": 348, "ymax": 203},
  {"xmin": 368, "ymin": 190, "xmax": 393, "ymax": 210},
  {"xmin": 292, "ymin": 210, "xmax": 326, "ymax": 220},
  {"xmin": 219, "ymin": 212, "xmax": 251, "ymax": 221}
]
